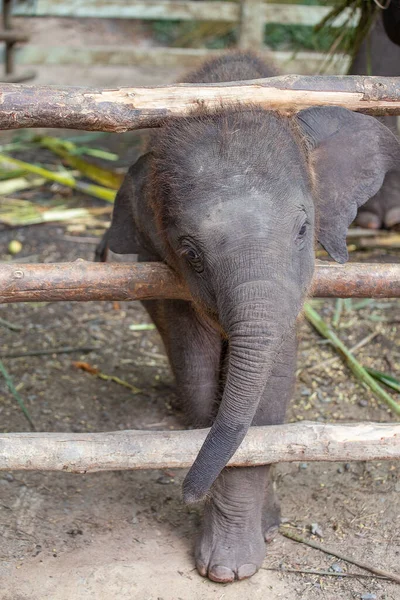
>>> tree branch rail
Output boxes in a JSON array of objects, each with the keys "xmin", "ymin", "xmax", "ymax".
[
  {"xmin": 1, "ymin": 75, "xmax": 400, "ymax": 132},
  {"xmin": 0, "ymin": 261, "xmax": 399, "ymax": 304},
  {"xmin": 1, "ymin": 422, "xmax": 399, "ymax": 472}
]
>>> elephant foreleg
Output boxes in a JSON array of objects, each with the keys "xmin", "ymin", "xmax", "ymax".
[
  {"xmin": 142, "ymin": 299, "xmax": 223, "ymax": 427},
  {"xmin": 195, "ymin": 330, "xmax": 297, "ymax": 583}
]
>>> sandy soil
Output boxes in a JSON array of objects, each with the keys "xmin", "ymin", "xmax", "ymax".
[{"xmin": 0, "ymin": 15, "xmax": 399, "ymax": 600}]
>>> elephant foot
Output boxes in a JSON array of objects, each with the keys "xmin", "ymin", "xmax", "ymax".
[
  {"xmin": 384, "ymin": 206, "xmax": 400, "ymax": 230},
  {"xmin": 195, "ymin": 498, "xmax": 267, "ymax": 583},
  {"xmin": 194, "ymin": 466, "xmax": 280, "ymax": 583},
  {"xmin": 355, "ymin": 207, "xmax": 400, "ymax": 231},
  {"xmin": 354, "ymin": 177, "xmax": 400, "ymax": 231},
  {"xmin": 263, "ymin": 505, "xmax": 281, "ymax": 543},
  {"xmin": 354, "ymin": 210, "xmax": 382, "ymax": 230}
]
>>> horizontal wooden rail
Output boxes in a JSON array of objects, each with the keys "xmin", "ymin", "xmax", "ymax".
[
  {"xmin": 15, "ymin": 0, "xmax": 240, "ymax": 22},
  {"xmin": 12, "ymin": 0, "xmax": 358, "ymax": 28},
  {"xmin": 0, "ymin": 29, "xmax": 28, "ymax": 43},
  {"xmin": 11, "ymin": 46, "xmax": 350, "ymax": 76},
  {"xmin": 0, "ymin": 75, "xmax": 399, "ymax": 133},
  {"xmin": 1, "ymin": 422, "xmax": 399, "ymax": 472},
  {"xmin": 0, "ymin": 262, "xmax": 399, "ymax": 304}
]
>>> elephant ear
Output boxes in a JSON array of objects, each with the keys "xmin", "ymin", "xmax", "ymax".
[
  {"xmin": 108, "ymin": 152, "xmax": 159, "ymax": 259},
  {"xmin": 296, "ymin": 106, "xmax": 400, "ymax": 263}
]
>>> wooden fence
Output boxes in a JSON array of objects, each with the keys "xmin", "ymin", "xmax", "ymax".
[
  {"xmin": 0, "ymin": 74, "xmax": 399, "ymax": 471},
  {"xmin": 0, "ymin": 0, "xmax": 34, "ymax": 82},
  {"xmin": 8, "ymin": 0, "xmax": 357, "ymax": 74}
]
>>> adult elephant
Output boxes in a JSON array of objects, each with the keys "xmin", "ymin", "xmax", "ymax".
[{"xmin": 350, "ymin": 8, "xmax": 400, "ymax": 229}]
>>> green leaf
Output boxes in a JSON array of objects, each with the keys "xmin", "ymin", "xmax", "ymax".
[{"xmin": 129, "ymin": 323, "xmax": 156, "ymax": 331}]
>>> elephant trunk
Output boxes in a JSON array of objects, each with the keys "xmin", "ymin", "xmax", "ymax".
[{"xmin": 182, "ymin": 279, "xmax": 294, "ymax": 504}]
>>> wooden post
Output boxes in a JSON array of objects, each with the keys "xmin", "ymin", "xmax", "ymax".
[
  {"xmin": 3, "ymin": 0, "xmax": 13, "ymax": 75},
  {"xmin": 239, "ymin": 0, "xmax": 265, "ymax": 50},
  {"xmin": 1, "ymin": 0, "xmax": 35, "ymax": 83}
]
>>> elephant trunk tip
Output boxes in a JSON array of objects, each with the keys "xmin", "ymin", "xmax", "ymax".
[{"xmin": 182, "ymin": 471, "xmax": 209, "ymax": 505}]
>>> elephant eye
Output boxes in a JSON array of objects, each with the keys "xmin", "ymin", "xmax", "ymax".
[
  {"xmin": 298, "ymin": 223, "xmax": 307, "ymax": 237},
  {"xmin": 180, "ymin": 239, "xmax": 204, "ymax": 273},
  {"xmin": 186, "ymin": 248, "xmax": 197, "ymax": 260},
  {"xmin": 295, "ymin": 221, "xmax": 308, "ymax": 247}
]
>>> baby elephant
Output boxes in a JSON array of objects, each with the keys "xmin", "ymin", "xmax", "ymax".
[{"xmin": 101, "ymin": 53, "xmax": 400, "ymax": 582}]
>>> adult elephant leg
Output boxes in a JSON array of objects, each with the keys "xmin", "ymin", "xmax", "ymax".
[
  {"xmin": 355, "ymin": 171, "xmax": 400, "ymax": 231},
  {"xmin": 196, "ymin": 330, "xmax": 297, "ymax": 583},
  {"xmin": 142, "ymin": 299, "xmax": 223, "ymax": 427},
  {"xmin": 382, "ymin": 171, "xmax": 400, "ymax": 230},
  {"xmin": 349, "ymin": 16, "xmax": 400, "ymax": 230}
]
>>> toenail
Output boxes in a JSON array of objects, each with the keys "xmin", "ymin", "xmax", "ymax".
[
  {"xmin": 196, "ymin": 562, "xmax": 207, "ymax": 577},
  {"xmin": 208, "ymin": 565, "xmax": 235, "ymax": 583},
  {"xmin": 385, "ymin": 207, "xmax": 400, "ymax": 229},
  {"xmin": 237, "ymin": 563, "xmax": 258, "ymax": 580},
  {"xmin": 355, "ymin": 212, "xmax": 381, "ymax": 230},
  {"xmin": 264, "ymin": 525, "xmax": 279, "ymax": 543}
]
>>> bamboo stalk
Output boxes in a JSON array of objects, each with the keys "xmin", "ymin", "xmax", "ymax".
[
  {"xmin": 304, "ymin": 304, "xmax": 400, "ymax": 416},
  {"xmin": 0, "ymin": 261, "xmax": 399, "ymax": 304},
  {"xmin": 37, "ymin": 136, "xmax": 123, "ymax": 189},
  {"xmin": 0, "ymin": 76, "xmax": 400, "ymax": 133},
  {"xmin": 0, "ymin": 154, "xmax": 115, "ymax": 202},
  {"xmin": 0, "ymin": 422, "xmax": 399, "ymax": 472}
]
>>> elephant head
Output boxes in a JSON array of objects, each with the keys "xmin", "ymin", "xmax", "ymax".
[{"xmin": 107, "ymin": 105, "xmax": 400, "ymax": 503}]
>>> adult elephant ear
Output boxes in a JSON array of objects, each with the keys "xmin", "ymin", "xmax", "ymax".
[
  {"xmin": 108, "ymin": 152, "xmax": 161, "ymax": 260},
  {"xmin": 296, "ymin": 106, "xmax": 400, "ymax": 263}
]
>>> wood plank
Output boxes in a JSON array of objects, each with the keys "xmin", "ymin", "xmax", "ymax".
[
  {"xmin": 12, "ymin": 45, "xmax": 350, "ymax": 75},
  {"xmin": 12, "ymin": 0, "xmax": 359, "ymax": 27},
  {"xmin": 1, "ymin": 262, "xmax": 399, "ymax": 304},
  {"xmin": 263, "ymin": 4, "xmax": 359, "ymax": 27},
  {"xmin": 1, "ymin": 422, "xmax": 399, "ymax": 472},
  {"xmin": 13, "ymin": 0, "xmax": 240, "ymax": 22}
]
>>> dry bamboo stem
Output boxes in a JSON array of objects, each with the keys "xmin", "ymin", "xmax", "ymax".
[
  {"xmin": 0, "ymin": 261, "xmax": 399, "ymax": 304},
  {"xmin": 0, "ymin": 422, "xmax": 399, "ymax": 473},
  {"xmin": 1, "ymin": 75, "xmax": 400, "ymax": 132}
]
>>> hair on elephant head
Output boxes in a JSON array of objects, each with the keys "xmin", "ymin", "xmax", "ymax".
[{"xmin": 106, "ymin": 60, "xmax": 400, "ymax": 505}]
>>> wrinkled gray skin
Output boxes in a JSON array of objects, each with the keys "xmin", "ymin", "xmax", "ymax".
[
  {"xmin": 350, "ymin": 14, "xmax": 400, "ymax": 230},
  {"xmin": 99, "ymin": 53, "xmax": 400, "ymax": 583}
]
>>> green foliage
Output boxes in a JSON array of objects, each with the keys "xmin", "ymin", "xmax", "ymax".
[
  {"xmin": 150, "ymin": 19, "xmax": 346, "ymax": 53},
  {"xmin": 151, "ymin": 19, "xmax": 237, "ymax": 49},
  {"xmin": 315, "ymin": 0, "xmax": 378, "ymax": 65},
  {"xmin": 264, "ymin": 23, "xmax": 338, "ymax": 52}
]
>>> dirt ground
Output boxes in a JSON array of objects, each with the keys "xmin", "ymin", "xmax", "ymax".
[{"xmin": 0, "ymin": 16, "xmax": 399, "ymax": 600}]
